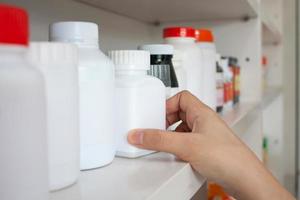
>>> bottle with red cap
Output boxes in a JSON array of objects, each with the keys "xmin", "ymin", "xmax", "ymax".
[
  {"xmin": 0, "ymin": 4, "xmax": 48, "ymax": 200},
  {"xmin": 195, "ymin": 29, "xmax": 217, "ymax": 111},
  {"xmin": 163, "ymin": 27, "xmax": 203, "ymax": 100}
]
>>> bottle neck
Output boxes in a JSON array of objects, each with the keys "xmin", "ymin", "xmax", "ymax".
[
  {"xmin": 116, "ymin": 69, "xmax": 148, "ymax": 77},
  {"xmin": 150, "ymin": 55, "xmax": 173, "ymax": 65},
  {"xmin": 165, "ymin": 37, "xmax": 195, "ymax": 44},
  {"xmin": 52, "ymin": 38, "xmax": 99, "ymax": 49},
  {"xmin": 0, "ymin": 45, "xmax": 27, "ymax": 63}
]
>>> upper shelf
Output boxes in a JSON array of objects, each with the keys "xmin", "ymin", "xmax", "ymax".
[
  {"xmin": 262, "ymin": 13, "xmax": 282, "ymax": 45},
  {"xmin": 75, "ymin": 0, "xmax": 259, "ymax": 24}
]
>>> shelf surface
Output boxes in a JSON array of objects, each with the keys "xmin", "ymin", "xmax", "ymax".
[
  {"xmin": 51, "ymin": 153, "xmax": 205, "ymax": 200},
  {"xmin": 261, "ymin": 87, "xmax": 282, "ymax": 108},
  {"xmin": 75, "ymin": 0, "xmax": 259, "ymax": 23},
  {"xmin": 50, "ymin": 101, "xmax": 267, "ymax": 200}
]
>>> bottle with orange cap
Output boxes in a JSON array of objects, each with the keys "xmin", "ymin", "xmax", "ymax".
[
  {"xmin": 195, "ymin": 28, "xmax": 217, "ymax": 111},
  {"xmin": 163, "ymin": 27, "xmax": 203, "ymax": 100}
]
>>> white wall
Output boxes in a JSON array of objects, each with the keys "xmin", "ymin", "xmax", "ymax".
[{"xmin": 3, "ymin": 0, "xmax": 157, "ymax": 52}]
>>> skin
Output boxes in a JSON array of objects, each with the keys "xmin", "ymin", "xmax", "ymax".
[{"xmin": 127, "ymin": 91, "xmax": 295, "ymax": 200}]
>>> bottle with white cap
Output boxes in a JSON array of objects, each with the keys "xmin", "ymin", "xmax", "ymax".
[
  {"xmin": 49, "ymin": 21, "xmax": 115, "ymax": 170},
  {"xmin": 27, "ymin": 42, "xmax": 80, "ymax": 191},
  {"xmin": 138, "ymin": 44, "xmax": 178, "ymax": 98},
  {"xmin": 108, "ymin": 50, "xmax": 165, "ymax": 158},
  {"xmin": 0, "ymin": 4, "xmax": 48, "ymax": 200}
]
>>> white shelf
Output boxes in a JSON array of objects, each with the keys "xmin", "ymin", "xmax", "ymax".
[
  {"xmin": 50, "ymin": 101, "xmax": 267, "ymax": 200},
  {"xmin": 50, "ymin": 153, "xmax": 205, "ymax": 200},
  {"xmin": 261, "ymin": 87, "xmax": 282, "ymax": 108},
  {"xmin": 262, "ymin": 12, "xmax": 282, "ymax": 45},
  {"xmin": 75, "ymin": 0, "xmax": 259, "ymax": 23}
]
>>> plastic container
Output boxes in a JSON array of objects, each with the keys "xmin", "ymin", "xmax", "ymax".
[
  {"xmin": 28, "ymin": 42, "xmax": 80, "ymax": 191},
  {"xmin": 195, "ymin": 29, "xmax": 217, "ymax": 110},
  {"xmin": 228, "ymin": 57, "xmax": 240, "ymax": 104},
  {"xmin": 49, "ymin": 21, "xmax": 115, "ymax": 170},
  {"xmin": 139, "ymin": 44, "xmax": 178, "ymax": 98},
  {"xmin": 0, "ymin": 4, "xmax": 48, "ymax": 200},
  {"xmin": 220, "ymin": 57, "xmax": 234, "ymax": 111},
  {"xmin": 216, "ymin": 54, "xmax": 224, "ymax": 113},
  {"xmin": 108, "ymin": 50, "xmax": 166, "ymax": 158},
  {"xmin": 163, "ymin": 27, "xmax": 203, "ymax": 100}
]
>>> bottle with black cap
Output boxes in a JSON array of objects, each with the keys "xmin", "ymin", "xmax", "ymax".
[{"xmin": 139, "ymin": 44, "xmax": 178, "ymax": 98}]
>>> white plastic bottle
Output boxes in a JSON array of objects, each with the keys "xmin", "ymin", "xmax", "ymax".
[
  {"xmin": 28, "ymin": 42, "xmax": 80, "ymax": 191},
  {"xmin": 0, "ymin": 4, "xmax": 48, "ymax": 200},
  {"xmin": 163, "ymin": 27, "xmax": 203, "ymax": 100},
  {"xmin": 108, "ymin": 50, "xmax": 166, "ymax": 158},
  {"xmin": 171, "ymin": 49, "xmax": 186, "ymax": 96},
  {"xmin": 49, "ymin": 21, "xmax": 115, "ymax": 170},
  {"xmin": 195, "ymin": 29, "xmax": 217, "ymax": 110}
]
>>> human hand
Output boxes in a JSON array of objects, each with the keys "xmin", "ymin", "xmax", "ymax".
[{"xmin": 127, "ymin": 91, "xmax": 294, "ymax": 200}]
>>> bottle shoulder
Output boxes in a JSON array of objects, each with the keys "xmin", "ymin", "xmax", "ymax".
[
  {"xmin": 116, "ymin": 75, "xmax": 165, "ymax": 89},
  {"xmin": 0, "ymin": 61, "xmax": 43, "ymax": 83},
  {"xmin": 78, "ymin": 48, "xmax": 114, "ymax": 67}
]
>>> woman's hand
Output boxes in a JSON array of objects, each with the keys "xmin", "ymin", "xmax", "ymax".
[{"xmin": 127, "ymin": 91, "xmax": 294, "ymax": 200}]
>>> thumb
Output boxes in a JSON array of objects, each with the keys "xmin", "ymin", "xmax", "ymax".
[{"xmin": 127, "ymin": 129, "xmax": 191, "ymax": 158}]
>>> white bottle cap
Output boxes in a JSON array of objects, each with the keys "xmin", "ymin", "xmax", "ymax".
[
  {"xmin": 28, "ymin": 42, "xmax": 78, "ymax": 65},
  {"xmin": 108, "ymin": 50, "xmax": 150, "ymax": 70},
  {"xmin": 138, "ymin": 44, "xmax": 174, "ymax": 55},
  {"xmin": 49, "ymin": 21, "xmax": 99, "ymax": 45}
]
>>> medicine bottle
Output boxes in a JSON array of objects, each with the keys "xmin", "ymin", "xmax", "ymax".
[
  {"xmin": 139, "ymin": 44, "xmax": 178, "ymax": 98},
  {"xmin": 163, "ymin": 27, "xmax": 203, "ymax": 100},
  {"xmin": 216, "ymin": 54, "xmax": 224, "ymax": 113},
  {"xmin": 108, "ymin": 50, "xmax": 166, "ymax": 158},
  {"xmin": 49, "ymin": 21, "xmax": 115, "ymax": 170},
  {"xmin": 28, "ymin": 42, "xmax": 80, "ymax": 191},
  {"xmin": 195, "ymin": 29, "xmax": 217, "ymax": 110},
  {"xmin": 0, "ymin": 4, "xmax": 48, "ymax": 200}
]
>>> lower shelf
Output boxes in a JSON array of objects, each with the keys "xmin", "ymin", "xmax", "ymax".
[
  {"xmin": 50, "ymin": 153, "xmax": 205, "ymax": 200},
  {"xmin": 51, "ymin": 92, "xmax": 283, "ymax": 200}
]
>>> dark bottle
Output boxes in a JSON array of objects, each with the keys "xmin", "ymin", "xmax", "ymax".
[
  {"xmin": 139, "ymin": 44, "xmax": 178, "ymax": 97},
  {"xmin": 216, "ymin": 59, "xmax": 224, "ymax": 113}
]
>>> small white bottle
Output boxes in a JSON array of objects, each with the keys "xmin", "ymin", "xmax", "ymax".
[
  {"xmin": 163, "ymin": 27, "xmax": 203, "ymax": 100},
  {"xmin": 28, "ymin": 42, "xmax": 80, "ymax": 191},
  {"xmin": 0, "ymin": 4, "xmax": 48, "ymax": 200},
  {"xmin": 49, "ymin": 21, "xmax": 115, "ymax": 170},
  {"xmin": 195, "ymin": 29, "xmax": 217, "ymax": 110},
  {"xmin": 108, "ymin": 50, "xmax": 166, "ymax": 158}
]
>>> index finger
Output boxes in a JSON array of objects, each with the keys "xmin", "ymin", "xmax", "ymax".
[{"xmin": 166, "ymin": 90, "xmax": 211, "ymax": 128}]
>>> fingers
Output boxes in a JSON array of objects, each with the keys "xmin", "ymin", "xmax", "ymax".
[
  {"xmin": 166, "ymin": 91, "xmax": 211, "ymax": 128},
  {"xmin": 127, "ymin": 129, "xmax": 192, "ymax": 158}
]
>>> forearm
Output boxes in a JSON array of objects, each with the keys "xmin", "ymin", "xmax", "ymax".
[{"xmin": 227, "ymin": 153, "xmax": 294, "ymax": 200}]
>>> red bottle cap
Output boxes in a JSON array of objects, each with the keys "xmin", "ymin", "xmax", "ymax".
[
  {"xmin": 163, "ymin": 27, "xmax": 195, "ymax": 38},
  {"xmin": 195, "ymin": 29, "xmax": 214, "ymax": 43},
  {"xmin": 0, "ymin": 4, "xmax": 29, "ymax": 46}
]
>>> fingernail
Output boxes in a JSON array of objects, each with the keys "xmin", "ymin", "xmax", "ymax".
[{"xmin": 128, "ymin": 130, "xmax": 144, "ymax": 145}]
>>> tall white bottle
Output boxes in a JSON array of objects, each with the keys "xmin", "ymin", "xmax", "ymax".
[
  {"xmin": 28, "ymin": 42, "xmax": 80, "ymax": 191},
  {"xmin": 0, "ymin": 4, "xmax": 48, "ymax": 200},
  {"xmin": 108, "ymin": 50, "xmax": 166, "ymax": 158},
  {"xmin": 195, "ymin": 29, "xmax": 217, "ymax": 110},
  {"xmin": 163, "ymin": 27, "xmax": 203, "ymax": 100},
  {"xmin": 49, "ymin": 21, "xmax": 115, "ymax": 170}
]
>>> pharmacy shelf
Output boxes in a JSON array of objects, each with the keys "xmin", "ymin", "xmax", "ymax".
[
  {"xmin": 262, "ymin": 12, "xmax": 282, "ymax": 45},
  {"xmin": 50, "ymin": 102, "xmax": 266, "ymax": 200},
  {"xmin": 261, "ymin": 86, "xmax": 282, "ymax": 108},
  {"xmin": 74, "ymin": 0, "xmax": 259, "ymax": 23},
  {"xmin": 50, "ymin": 153, "xmax": 205, "ymax": 200}
]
